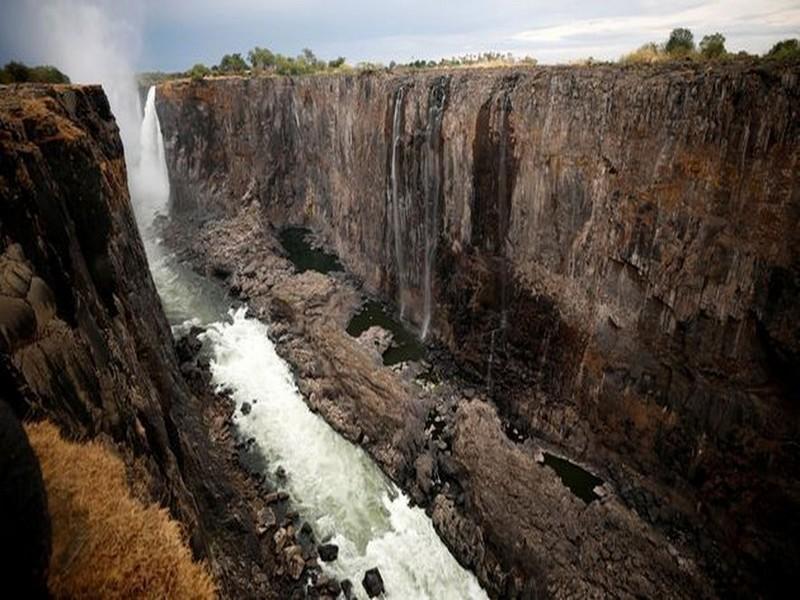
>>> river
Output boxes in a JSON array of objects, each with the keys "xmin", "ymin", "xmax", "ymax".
[{"xmin": 132, "ymin": 86, "xmax": 487, "ymax": 600}]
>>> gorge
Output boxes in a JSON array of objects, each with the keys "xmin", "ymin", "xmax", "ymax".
[
  {"xmin": 154, "ymin": 60, "xmax": 800, "ymax": 598},
  {"xmin": 1, "ymin": 56, "xmax": 798, "ymax": 600}
]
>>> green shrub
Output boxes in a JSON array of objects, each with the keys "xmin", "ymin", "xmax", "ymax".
[
  {"xmin": 188, "ymin": 63, "xmax": 211, "ymax": 81},
  {"xmin": 218, "ymin": 53, "xmax": 248, "ymax": 73},
  {"xmin": 766, "ymin": 39, "xmax": 800, "ymax": 60},
  {"xmin": 328, "ymin": 56, "xmax": 346, "ymax": 69},
  {"xmin": 700, "ymin": 33, "xmax": 727, "ymax": 59},
  {"xmin": 0, "ymin": 61, "xmax": 70, "ymax": 84},
  {"xmin": 666, "ymin": 28, "xmax": 695, "ymax": 56},
  {"xmin": 248, "ymin": 47, "xmax": 275, "ymax": 71}
]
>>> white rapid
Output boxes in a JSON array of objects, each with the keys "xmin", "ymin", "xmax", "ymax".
[
  {"xmin": 205, "ymin": 309, "xmax": 486, "ymax": 599},
  {"xmin": 129, "ymin": 88, "xmax": 487, "ymax": 599}
]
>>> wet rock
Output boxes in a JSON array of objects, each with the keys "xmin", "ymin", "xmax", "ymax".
[
  {"xmin": 209, "ymin": 261, "xmax": 233, "ymax": 279},
  {"xmin": 256, "ymin": 507, "xmax": 276, "ymax": 536},
  {"xmin": 415, "ymin": 452, "xmax": 435, "ymax": 495},
  {"xmin": 340, "ymin": 579, "xmax": 354, "ymax": 599},
  {"xmin": 284, "ymin": 545, "xmax": 305, "ymax": 580},
  {"xmin": 240, "ymin": 401, "xmax": 252, "ymax": 415},
  {"xmin": 273, "ymin": 527, "xmax": 291, "ymax": 552},
  {"xmin": 312, "ymin": 574, "xmax": 341, "ymax": 597},
  {"xmin": 357, "ymin": 325, "xmax": 394, "ymax": 363},
  {"xmin": 362, "ymin": 567, "xmax": 385, "ymax": 597},
  {"xmin": 318, "ymin": 543, "xmax": 338, "ymax": 562},
  {"xmin": 275, "ymin": 465, "xmax": 287, "ymax": 481},
  {"xmin": 265, "ymin": 491, "xmax": 289, "ymax": 505}
]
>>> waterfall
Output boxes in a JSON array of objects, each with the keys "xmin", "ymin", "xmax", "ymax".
[
  {"xmin": 129, "ymin": 86, "xmax": 170, "ymax": 235},
  {"xmin": 497, "ymin": 94, "xmax": 512, "ymax": 331},
  {"xmin": 389, "ymin": 86, "xmax": 407, "ymax": 317},
  {"xmin": 131, "ymin": 87, "xmax": 487, "ymax": 598},
  {"xmin": 420, "ymin": 78, "xmax": 448, "ymax": 340}
]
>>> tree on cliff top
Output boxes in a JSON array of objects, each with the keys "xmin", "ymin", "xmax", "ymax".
[
  {"xmin": 766, "ymin": 39, "xmax": 800, "ymax": 60},
  {"xmin": 699, "ymin": 33, "xmax": 727, "ymax": 59},
  {"xmin": 665, "ymin": 28, "xmax": 695, "ymax": 55},
  {"xmin": 218, "ymin": 53, "xmax": 248, "ymax": 73},
  {"xmin": 248, "ymin": 46, "xmax": 275, "ymax": 71},
  {"xmin": 0, "ymin": 61, "xmax": 70, "ymax": 84},
  {"xmin": 188, "ymin": 63, "xmax": 211, "ymax": 81}
]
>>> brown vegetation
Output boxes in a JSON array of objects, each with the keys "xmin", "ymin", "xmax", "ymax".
[{"xmin": 25, "ymin": 421, "xmax": 216, "ymax": 600}]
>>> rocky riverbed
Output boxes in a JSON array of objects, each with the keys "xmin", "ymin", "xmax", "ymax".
[{"xmin": 162, "ymin": 205, "xmax": 716, "ymax": 598}]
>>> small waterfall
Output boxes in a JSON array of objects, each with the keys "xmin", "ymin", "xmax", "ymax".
[
  {"xmin": 497, "ymin": 94, "xmax": 512, "ymax": 332},
  {"xmin": 389, "ymin": 86, "xmax": 407, "ymax": 317},
  {"xmin": 421, "ymin": 78, "xmax": 448, "ymax": 340},
  {"xmin": 129, "ymin": 86, "xmax": 170, "ymax": 235}
]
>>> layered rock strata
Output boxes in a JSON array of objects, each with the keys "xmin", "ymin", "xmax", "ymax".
[
  {"xmin": 0, "ymin": 84, "xmax": 292, "ymax": 598},
  {"xmin": 156, "ymin": 60, "xmax": 800, "ymax": 598}
]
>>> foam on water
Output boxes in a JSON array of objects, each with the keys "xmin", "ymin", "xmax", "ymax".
[
  {"xmin": 131, "ymin": 85, "xmax": 487, "ymax": 599},
  {"xmin": 203, "ymin": 308, "xmax": 487, "ymax": 599}
]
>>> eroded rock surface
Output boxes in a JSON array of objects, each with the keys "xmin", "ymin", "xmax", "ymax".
[
  {"xmin": 156, "ymin": 61, "xmax": 800, "ymax": 597},
  {"xmin": 0, "ymin": 84, "xmax": 296, "ymax": 599}
]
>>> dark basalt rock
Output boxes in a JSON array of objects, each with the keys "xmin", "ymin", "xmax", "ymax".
[
  {"xmin": 318, "ymin": 543, "xmax": 338, "ymax": 562},
  {"xmin": 0, "ymin": 399, "xmax": 51, "ymax": 597},
  {"xmin": 0, "ymin": 85, "xmax": 299, "ymax": 599},
  {"xmin": 154, "ymin": 63, "xmax": 800, "ymax": 598},
  {"xmin": 340, "ymin": 579, "xmax": 354, "ymax": 599},
  {"xmin": 362, "ymin": 567, "xmax": 385, "ymax": 598}
]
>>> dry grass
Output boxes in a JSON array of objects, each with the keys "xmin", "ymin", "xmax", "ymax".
[
  {"xmin": 620, "ymin": 43, "xmax": 672, "ymax": 64},
  {"xmin": 26, "ymin": 421, "xmax": 216, "ymax": 600}
]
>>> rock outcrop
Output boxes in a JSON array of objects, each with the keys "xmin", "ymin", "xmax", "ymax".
[
  {"xmin": 156, "ymin": 61, "xmax": 800, "ymax": 597},
  {"xmin": 0, "ymin": 84, "xmax": 290, "ymax": 598}
]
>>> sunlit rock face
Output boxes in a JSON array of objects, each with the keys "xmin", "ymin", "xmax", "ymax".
[{"xmin": 156, "ymin": 61, "xmax": 800, "ymax": 595}]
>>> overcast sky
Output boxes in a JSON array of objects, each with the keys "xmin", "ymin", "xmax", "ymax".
[{"xmin": 1, "ymin": 0, "xmax": 798, "ymax": 72}]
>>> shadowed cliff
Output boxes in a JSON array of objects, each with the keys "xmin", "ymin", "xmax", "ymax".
[
  {"xmin": 156, "ymin": 61, "xmax": 800, "ymax": 596},
  {"xmin": 0, "ymin": 84, "xmax": 287, "ymax": 599}
]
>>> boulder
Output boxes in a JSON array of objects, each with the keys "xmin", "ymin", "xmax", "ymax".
[
  {"xmin": 240, "ymin": 401, "xmax": 252, "ymax": 416},
  {"xmin": 318, "ymin": 543, "xmax": 339, "ymax": 562},
  {"xmin": 362, "ymin": 567, "xmax": 385, "ymax": 597},
  {"xmin": 415, "ymin": 452, "xmax": 435, "ymax": 495}
]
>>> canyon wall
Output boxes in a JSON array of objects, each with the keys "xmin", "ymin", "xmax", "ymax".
[
  {"xmin": 156, "ymin": 61, "xmax": 800, "ymax": 594},
  {"xmin": 0, "ymin": 85, "xmax": 282, "ymax": 598}
]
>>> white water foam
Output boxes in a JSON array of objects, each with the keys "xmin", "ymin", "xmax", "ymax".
[
  {"xmin": 131, "ymin": 80, "xmax": 487, "ymax": 600},
  {"xmin": 203, "ymin": 308, "xmax": 487, "ymax": 600}
]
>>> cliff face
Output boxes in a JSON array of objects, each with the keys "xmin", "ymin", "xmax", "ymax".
[
  {"xmin": 156, "ymin": 62, "xmax": 800, "ymax": 593},
  {"xmin": 0, "ymin": 84, "xmax": 284, "ymax": 599},
  {"xmin": 0, "ymin": 85, "xmax": 200, "ymax": 523}
]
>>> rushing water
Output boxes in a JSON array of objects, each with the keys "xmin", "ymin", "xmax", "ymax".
[{"xmin": 131, "ymin": 86, "xmax": 486, "ymax": 600}]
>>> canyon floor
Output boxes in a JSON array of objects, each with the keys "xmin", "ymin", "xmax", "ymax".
[{"xmin": 163, "ymin": 203, "xmax": 720, "ymax": 599}]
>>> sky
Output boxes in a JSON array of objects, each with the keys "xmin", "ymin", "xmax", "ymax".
[{"xmin": 0, "ymin": 0, "xmax": 798, "ymax": 73}]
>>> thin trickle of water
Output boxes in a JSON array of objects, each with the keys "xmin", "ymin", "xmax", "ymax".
[
  {"xmin": 421, "ymin": 79, "xmax": 448, "ymax": 340},
  {"xmin": 389, "ymin": 86, "xmax": 407, "ymax": 317},
  {"xmin": 129, "ymin": 89, "xmax": 487, "ymax": 599},
  {"xmin": 497, "ymin": 94, "xmax": 512, "ymax": 332}
]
